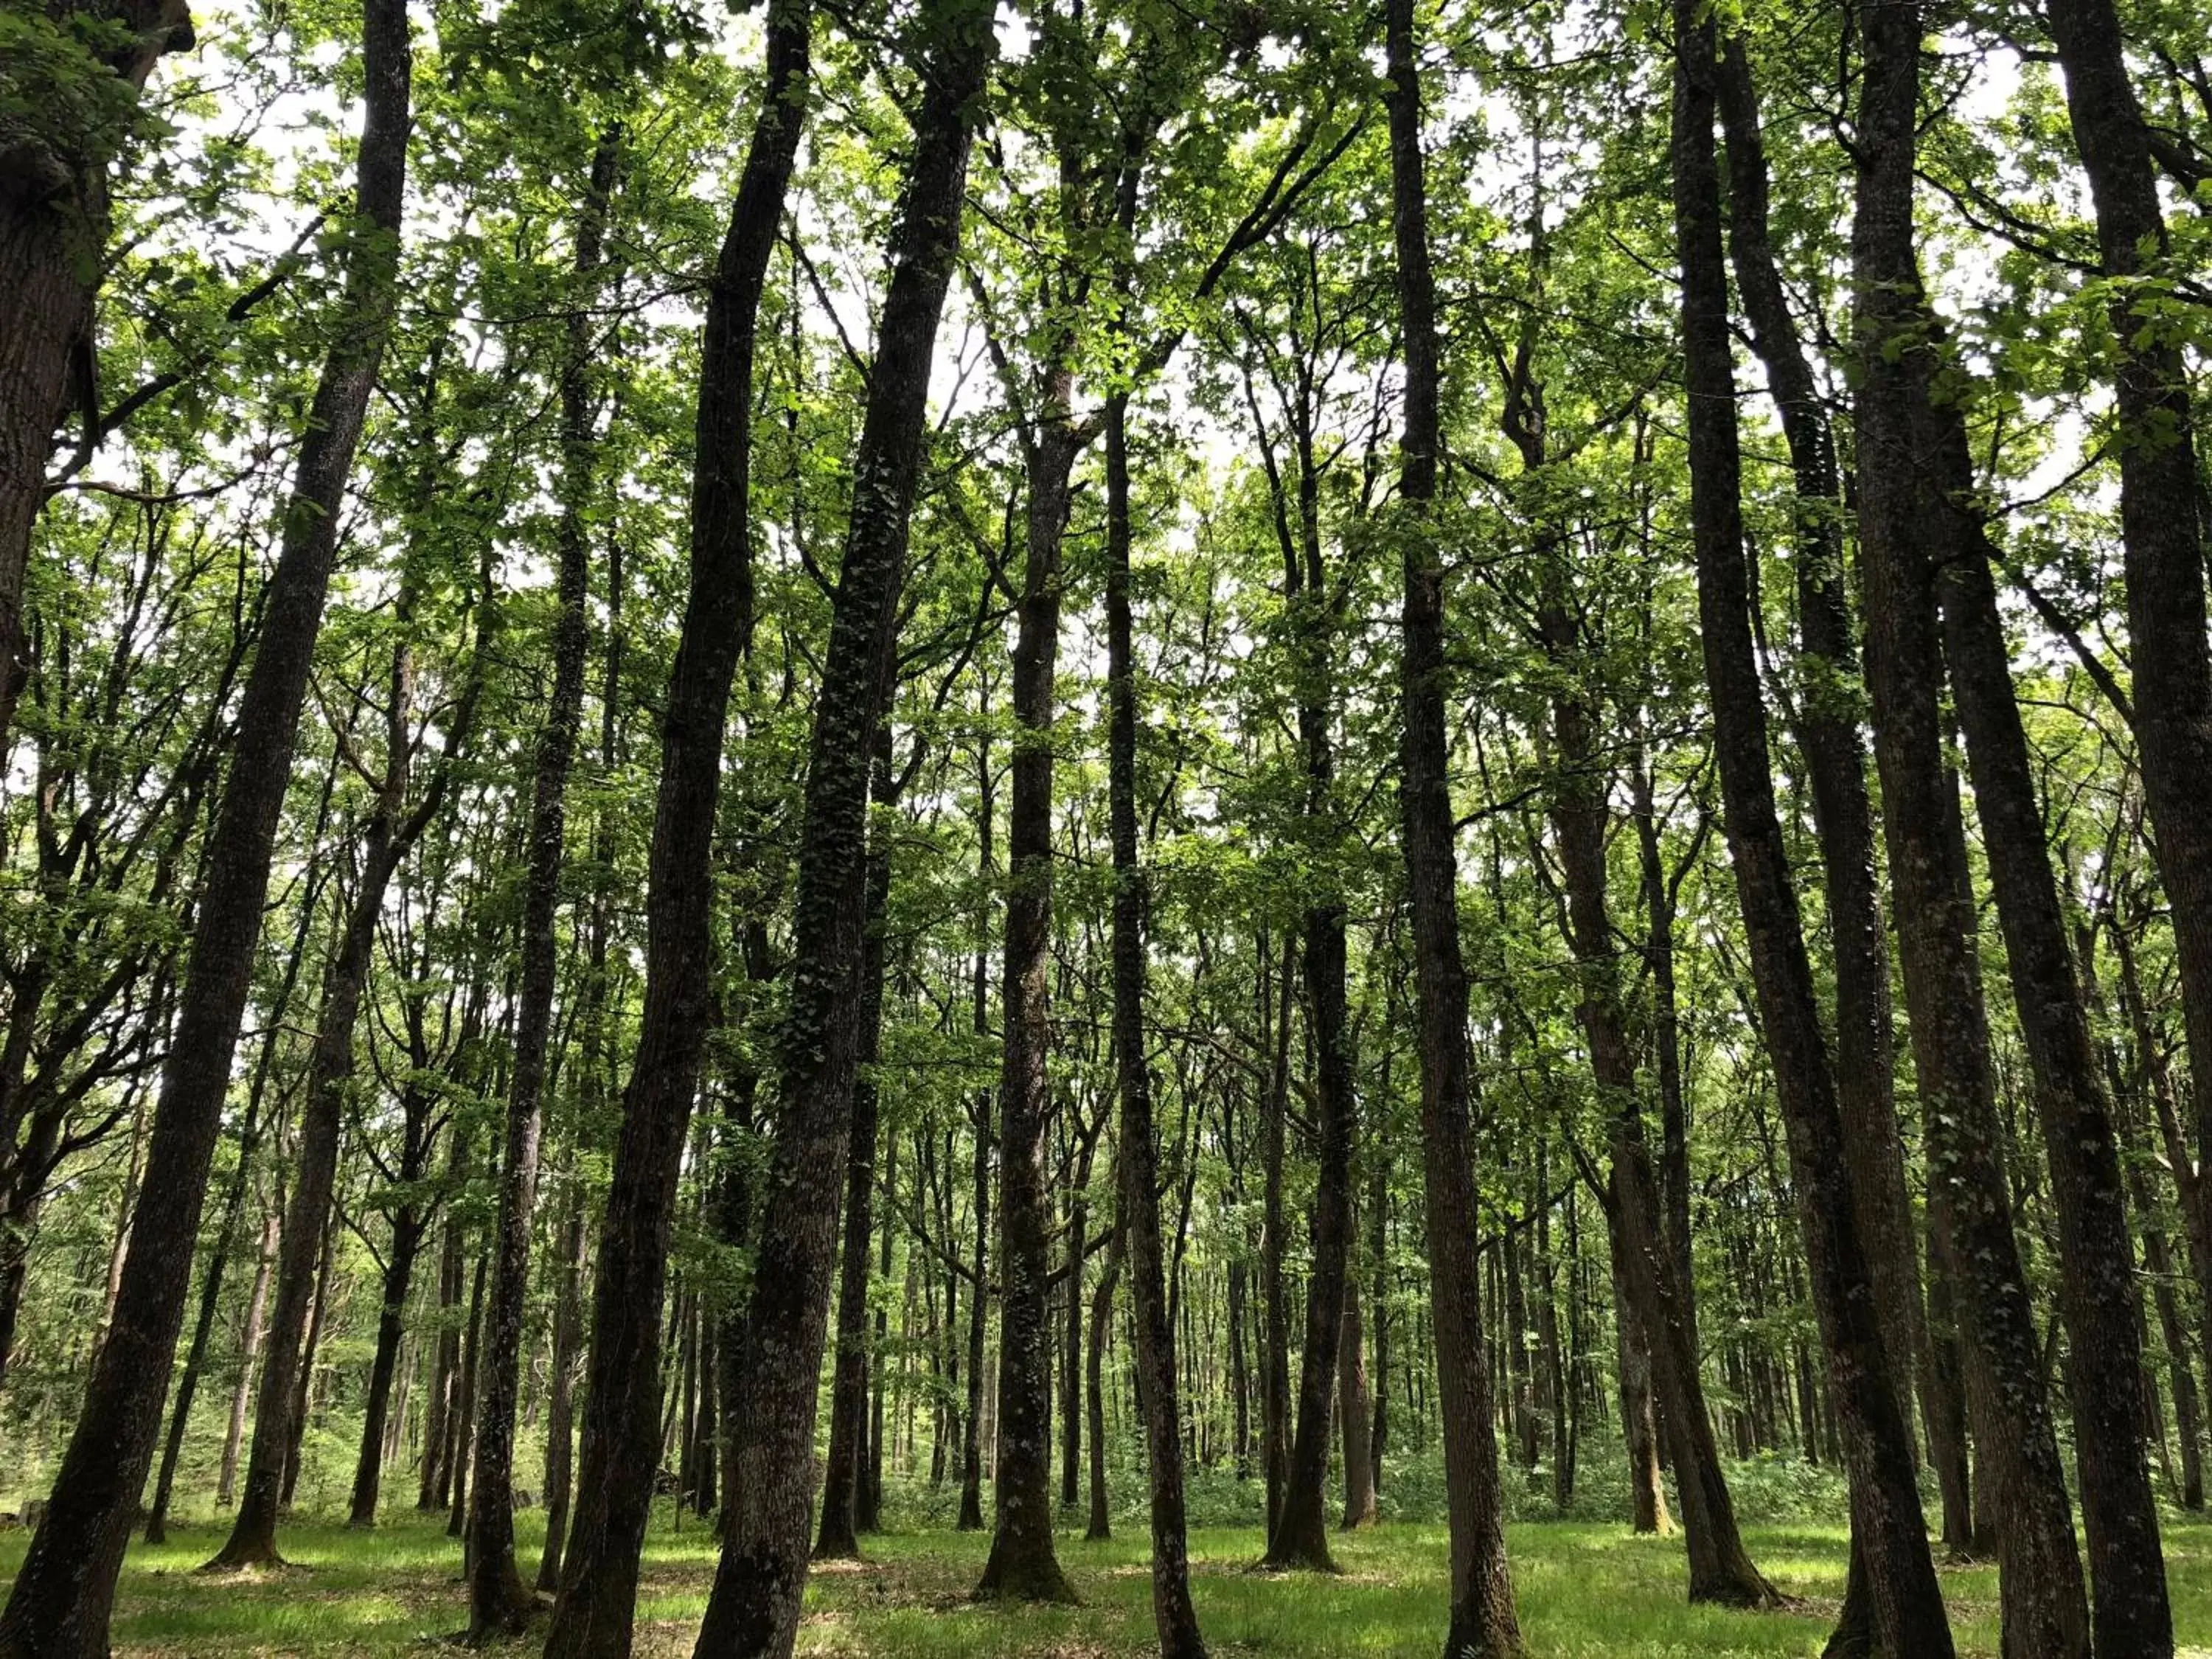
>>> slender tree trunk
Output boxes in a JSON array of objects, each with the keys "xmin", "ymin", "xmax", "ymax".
[
  {"xmin": 1382, "ymin": 4, "xmax": 1521, "ymax": 1649},
  {"xmin": 1848, "ymin": 5, "xmax": 2088, "ymax": 1652},
  {"xmin": 960, "ymin": 1071, "xmax": 992, "ymax": 1531},
  {"xmin": 0, "ymin": 8, "xmax": 409, "ymax": 1640},
  {"xmin": 220, "ymin": 1205, "xmax": 280, "ymax": 1509},
  {"xmin": 815, "ymin": 745, "xmax": 894, "ymax": 1562},
  {"xmin": 1543, "ymin": 571, "xmax": 1770, "ymax": 1606},
  {"xmin": 1607, "ymin": 1207, "xmax": 1669, "ymax": 1535},
  {"xmin": 1675, "ymin": 8, "xmax": 1958, "ymax": 1651},
  {"xmin": 1368, "ymin": 1156, "xmax": 1391, "ymax": 1498},
  {"xmin": 1085, "ymin": 1222, "xmax": 1122, "ymax": 1541},
  {"xmin": 1928, "ymin": 407, "xmax": 2171, "ymax": 1656},
  {"xmin": 422, "ymin": 1130, "xmax": 471, "ymax": 1512},
  {"xmin": 1059, "ymin": 1129, "xmax": 1091, "ymax": 1514},
  {"xmin": 1339, "ymin": 1255, "xmax": 1377, "ymax": 1530},
  {"xmin": 466, "ymin": 124, "xmax": 620, "ymax": 1641},
  {"xmin": 1262, "ymin": 380, "xmax": 1356, "ymax": 1573},
  {"xmin": 977, "ymin": 413, "xmax": 1082, "ymax": 1606},
  {"xmin": 282, "ymin": 1199, "xmax": 339, "ymax": 1510},
  {"xmin": 1104, "ymin": 392, "xmax": 1206, "ymax": 1655},
  {"xmin": 1259, "ymin": 937, "xmax": 1293, "ymax": 1535},
  {"xmin": 863, "ymin": 1135, "xmax": 894, "ymax": 1532},
  {"xmin": 349, "ymin": 1206, "xmax": 428, "ymax": 1526},
  {"xmin": 538, "ymin": 1176, "xmax": 591, "ymax": 1589},
  {"xmin": 449, "ymin": 1245, "xmax": 487, "ymax": 1539},
  {"xmin": 540, "ymin": 6, "xmax": 813, "ymax": 1649},
  {"xmin": 691, "ymin": 11, "xmax": 990, "ymax": 1652},
  {"xmin": 147, "ymin": 940, "xmax": 310, "ymax": 1545}
]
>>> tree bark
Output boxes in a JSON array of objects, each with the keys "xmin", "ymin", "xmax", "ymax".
[
  {"xmin": 1382, "ymin": 2, "xmax": 1521, "ymax": 1649},
  {"xmin": 465, "ymin": 122, "xmax": 620, "ymax": 1641},
  {"xmin": 0, "ymin": 2, "xmax": 409, "ymax": 1640},
  {"xmin": 1339, "ymin": 1245, "xmax": 1377, "ymax": 1530},
  {"xmin": 977, "ymin": 408, "xmax": 1083, "ymax": 1607},
  {"xmin": 349, "ymin": 1198, "xmax": 428, "ymax": 1527},
  {"xmin": 1085, "ymin": 1221, "xmax": 1122, "ymax": 1541},
  {"xmin": 540, "ymin": 7, "xmax": 811, "ymax": 1653},
  {"xmin": 1259, "ymin": 936, "xmax": 1293, "ymax": 1536},
  {"xmin": 1848, "ymin": 4, "xmax": 2089, "ymax": 1652},
  {"xmin": 1675, "ymin": 1, "xmax": 1958, "ymax": 1638},
  {"xmin": 1927, "ymin": 402, "xmax": 2172, "ymax": 1657},
  {"xmin": 1104, "ymin": 392, "xmax": 1207, "ymax": 1655},
  {"xmin": 690, "ymin": 9, "xmax": 991, "ymax": 1652},
  {"xmin": 220, "ymin": 1204, "xmax": 279, "ymax": 1509},
  {"xmin": 815, "ymin": 742, "xmax": 894, "ymax": 1562}
]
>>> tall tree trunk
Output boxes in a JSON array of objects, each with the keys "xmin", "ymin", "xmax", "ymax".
[
  {"xmin": 1339, "ymin": 1247, "xmax": 1377, "ymax": 1531},
  {"xmin": 1104, "ymin": 392, "xmax": 1206, "ymax": 1655},
  {"xmin": 2041, "ymin": 0, "xmax": 2212, "ymax": 1289},
  {"xmin": 863, "ymin": 1135, "xmax": 895, "ymax": 1532},
  {"xmin": 1263, "ymin": 392, "xmax": 1356, "ymax": 1576},
  {"xmin": 0, "ymin": 0, "xmax": 192, "ymax": 746},
  {"xmin": 448, "ymin": 1244, "xmax": 487, "ymax": 1539},
  {"xmin": 466, "ymin": 123, "xmax": 620, "ymax": 1641},
  {"xmin": 147, "ymin": 1149, "xmax": 252, "ymax": 1543},
  {"xmin": 1368, "ymin": 1155, "xmax": 1391, "ymax": 1498},
  {"xmin": 960, "ymin": 1077, "xmax": 992, "ymax": 1531},
  {"xmin": 1382, "ymin": 2, "xmax": 1521, "ymax": 1649},
  {"xmin": 815, "ymin": 742, "xmax": 894, "ymax": 1562},
  {"xmin": 349, "ymin": 1203, "xmax": 428, "ymax": 1527},
  {"xmin": 422, "ymin": 1129, "xmax": 471, "ymax": 1512},
  {"xmin": 1543, "ymin": 567, "xmax": 1769, "ymax": 1606},
  {"xmin": 1674, "ymin": 7, "xmax": 1956, "ymax": 1652},
  {"xmin": 1059, "ymin": 1126, "xmax": 1093, "ymax": 1514},
  {"xmin": 691, "ymin": 9, "xmax": 991, "ymax": 1652},
  {"xmin": 282, "ymin": 1197, "xmax": 339, "ymax": 1510},
  {"xmin": 1607, "ymin": 1206, "xmax": 1669, "ymax": 1535},
  {"xmin": 540, "ymin": 7, "xmax": 811, "ymax": 1651},
  {"xmin": 1259, "ymin": 936, "xmax": 1293, "ymax": 1535},
  {"xmin": 1848, "ymin": 4, "xmax": 2089, "ymax": 1652},
  {"xmin": 1085, "ymin": 1221, "xmax": 1122, "ymax": 1541},
  {"xmin": 1713, "ymin": 38, "xmax": 1938, "ymax": 1647},
  {"xmin": 220, "ymin": 1205, "xmax": 280, "ymax": 1509},
  {"xmin": 977, "ymin": 408, "xmax": 1082, "ymax": 1606},
  {"xmin": 1927, "ymin": 407, "xmax": 2171, "ymax": 1657},
  {"xmin": 0, "ymin": 4, "xmax": 409, "ymax": 1641},
  {"xmin": 538, "ymin": 1175, "xmax": 591, "ymax": 1590}
]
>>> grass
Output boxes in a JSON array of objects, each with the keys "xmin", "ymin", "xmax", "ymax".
[{"xmin": 5, "ymin": 1505, "xmax": 2212, "ymax": 1656}]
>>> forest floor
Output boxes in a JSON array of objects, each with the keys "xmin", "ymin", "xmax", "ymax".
[{"xmin": 7, "ymin": 1508, "xmax": 2212, "ymax": 1657}]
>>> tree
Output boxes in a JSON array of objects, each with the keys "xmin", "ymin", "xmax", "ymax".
[
  {"xmin": 1381, "ymin": 0, "xmax": 1520, "ymax": 1650},
  {"xmin": 692, "ymin": 0, "xmax": 996, "ymax": 1647},
  {"xmin": 0, "ymin": 0, "xmax": 411, "ymax": 1641}
]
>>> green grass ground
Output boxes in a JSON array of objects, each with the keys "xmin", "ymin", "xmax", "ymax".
[{"xmin": 5, "ymin": 1509, "xmax": 2212, "ymax": 1656}]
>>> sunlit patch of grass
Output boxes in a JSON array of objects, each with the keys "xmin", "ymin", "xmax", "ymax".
[{"xmin": 5, "ymin": 1500, "xmax": 2212, "ymax": 1654}]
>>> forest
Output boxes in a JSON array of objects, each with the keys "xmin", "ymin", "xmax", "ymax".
[{"xmin": 2, "ymin": 0, "xmax": 2211, "ymax": 1652}]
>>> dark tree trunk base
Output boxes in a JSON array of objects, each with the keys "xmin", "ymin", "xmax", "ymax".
[
  {"xmin": 974, "ymin": 1545, "xmax": 1078, "ymax": 1605},
  {"xmin": 197, "ymin": 1542, "xmax": 290, "ymax": 1575},
  {"xmin": 1257, "ymin": 1531, "xmax": 1340, "ymax": 1574},
  {"xmin": 1441, "ymin": 1602, "xmax": 1521, "ymax": 1659}
]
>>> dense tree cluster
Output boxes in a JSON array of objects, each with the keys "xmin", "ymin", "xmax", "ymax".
[{"xmin": 1, "ymin": 0, "xmax": 2209, "ymax": 1653}]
